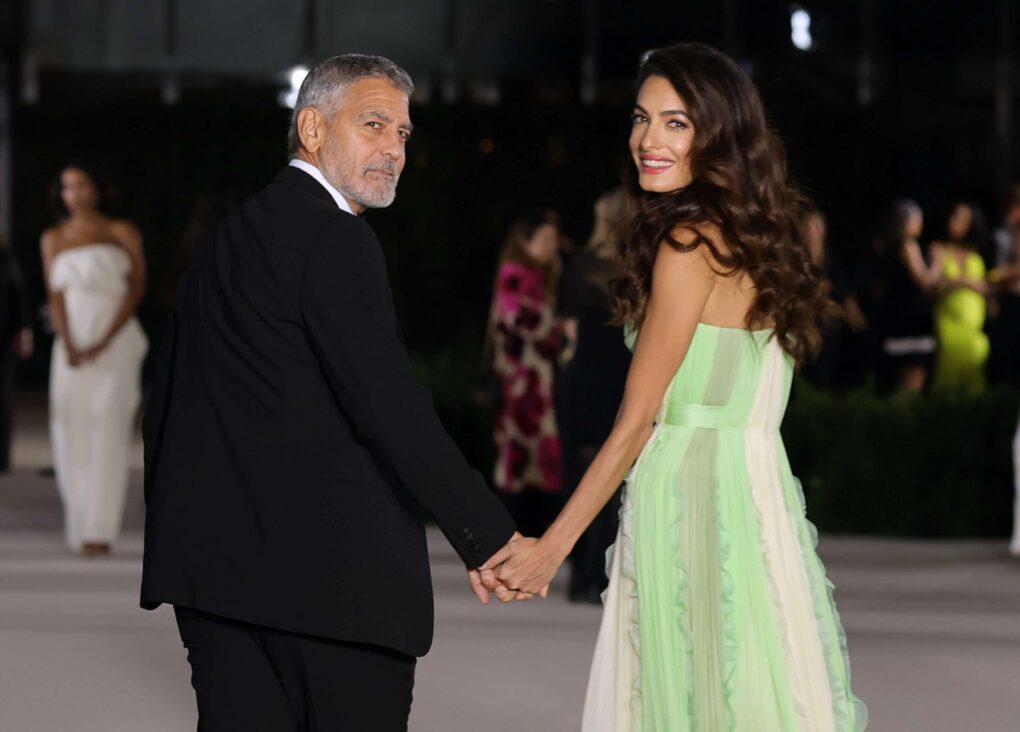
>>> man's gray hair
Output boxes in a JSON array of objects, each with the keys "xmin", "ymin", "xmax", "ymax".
[{"xmin": 287, "ymin": 54, "xmax": 414, "ymax": 156}]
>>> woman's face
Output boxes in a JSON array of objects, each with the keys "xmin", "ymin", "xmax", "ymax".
[
  {"xmin": 629, "ymin": 75, "xmax": 695, "ymax": 193},
  {"xmin": 525, "ymin": 223, "xmax": 559, "ymax": 266},
  {"xmin": 60, "ymin": 167, "xmax": 99, "ymax": 215},
  {"xmin": 947, "ymin": 204, "xmax": 971, "ymax": 242}
]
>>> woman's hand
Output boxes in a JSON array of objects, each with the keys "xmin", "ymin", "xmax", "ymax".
[
  {"xmin": 486, "ymin": 536, "xmax": 566, "ymax": 596},
  {"xmin": 962, "ymin": 276, "xmax": 989, "ymax": 295},
  {"xmin": 16, "ymin": 328, "xmax": 33, "ymax": 360},
  {"xmin": 65, "ymin": 335, "xmax": 110, "ymax": 368},
  {"xmin": 989, "ymin": 264, "xmax": 1020, "ymax": 285},
  {"xmin": 65, "ymin": 340, "xmax": 85, "ymax": 368},
  {"xmin": 78, "ymin": 336, "xmax": 111, "ymax": 364}
]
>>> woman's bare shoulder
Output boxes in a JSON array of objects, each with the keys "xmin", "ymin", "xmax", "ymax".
[
  {"xmin": 665, "ymin": 221, "xmax": 730, "ymax": 271},
  {"xmin": 107, "ymin": 218, "xmax": 141, "ymax": 244},
  {"xmin": 40, "ymin": 224, "xmax": 65, "ymax": 252},
  {"xmin": 654, "ymin": 236, "xmax": 717, "ymax": 285}
]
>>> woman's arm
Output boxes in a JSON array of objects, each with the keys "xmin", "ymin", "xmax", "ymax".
[
  {"xmin": 82, "ymin": 221, "xmax": 146, "ymax": 360},
  {"xmin": 959, "ymin": 276, "xmax": 990, "ymax": 295},
  {"xmin": 40, "ymin": 230, "xmax": 80, "ymax": 365},
  {"xmin": 841, "ymin": 294, "xmax": 868, "ymax": 333},
  {"xmin": 488, "ymin": 240, "xmax": 717, "ymax": 594},
  {"xmin": 990, "ymin": 263, "xmax": 1020, "ymax": 286},
  {"xmin": 904, "ymin": 240, "xmax": 942, "ymax": 294}
]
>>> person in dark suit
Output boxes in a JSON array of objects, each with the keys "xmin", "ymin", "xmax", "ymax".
[
  {"xmin": 0, "ymin": 237, "xmax": 33, "ymax": 471},
  {"xmin": 556, "ymin": 188, "xmax": 631, "ymax": 604},
  {"xmin": 140, "ymin": 54, "xmax": 524, "ymax": 731}
]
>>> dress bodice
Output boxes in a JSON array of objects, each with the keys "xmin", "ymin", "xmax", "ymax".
[
  {"xmin": 49, "ymin": 244, "xmax": 131, "ymax": 298},
  {"xmin": 941, "ymin": 250, "xmax": 984, "ymax": 280},
  {"xmin": 48, "ymin": 244, "xmax": 142, "ymax": 351},
  {"xmin": 630, "ymin": 323, "xmax": 793, "ymax": 431},
  {"xmin": 937, "ymin": 250, "xmax": 986, "ymax": 327}
]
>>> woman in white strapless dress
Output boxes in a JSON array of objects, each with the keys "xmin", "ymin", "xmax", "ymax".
[{"xmin": 41, "ymin": 164, "xmax": 147, "ymax": 556}]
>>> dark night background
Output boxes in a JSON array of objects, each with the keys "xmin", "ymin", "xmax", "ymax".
[{"xmin": 0, "ymin": 1, "xmax": 1017, "ymax": 536}]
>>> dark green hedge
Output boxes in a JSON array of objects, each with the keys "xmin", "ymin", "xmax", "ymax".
[
  {"xmin": 413, "ymin": 344, "xmax": 1019, "ymax": 538},
  {"xmin": 783, "ymin": 382, "xmax": 1019, "ymax": 537}
]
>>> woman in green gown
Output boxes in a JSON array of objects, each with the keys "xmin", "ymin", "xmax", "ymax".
[
  {"xmin": 485, "ymin": 44, "xmax": 868, "ymax": 730},
  {"xmin": 931, "ymin": 202, "xmax": 990, "ymax": 394}
]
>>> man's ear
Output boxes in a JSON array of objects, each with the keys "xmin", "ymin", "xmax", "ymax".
[{"xmin": 296, "ymin": 107, "xmax": 326, "ymax": 155}]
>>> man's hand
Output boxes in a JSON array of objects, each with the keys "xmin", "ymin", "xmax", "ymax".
[
  {"xmin": 467, "ymin": 568, "xmax": 493, "ymax": 605},
  {"xmin": 478, "ymin": 534, "xmax": 558, "ymax": 600},
  {"xmin": 467, "ymin": 533, "xmax": 521, "ymax": 605},
  {"xmin": 487, "ymin": 535, "xmax": 565, "ymax": 596},
  {"xmin": 467, "ymin": 532, "xmax": 550, "ymax": 604}
]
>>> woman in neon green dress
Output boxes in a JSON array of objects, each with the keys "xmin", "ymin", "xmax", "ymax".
[
  {"xmin": 931, "ymin": 202, "xmax": 990, "ymax": 394},
  {"xmin": 485, "ymin": 44, "xmax": 868, "ymax": 730}
]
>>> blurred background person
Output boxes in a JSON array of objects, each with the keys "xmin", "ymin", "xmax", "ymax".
[
  {"xmin": 41, "ymin": 163, "xmax": 148, "ymax": 557},
  {"xmin": 930, "ymin": 201, "xmax": 990, "ymax": 395},
  {"xmin": 988, "ymin": 185, "xmax": 1020, "ymax": 387},
  {"xmin": 0, "ymin": 231, "xmax": 34, "ymax": 472},
  {"xmin": 995, "ymin": 191, "xmax": 1020, "ymax": 560},
  {"xmin": 490, "ymin": 209, "xmax": 570, "ymax": 537},
  {"xmin": 556, "ymin": 188, "xmax": 631, "ymax": 603},
  {"xmin": 160, "ymin": 186, "xmax": 246, "ymax": 308},
  {"xmin": 799, "ymin": 202, "xmax": 869, "ymax": 389},
  {"xmin": 871, "ymin": 199, "xmax": 939, "ymax": 395}
]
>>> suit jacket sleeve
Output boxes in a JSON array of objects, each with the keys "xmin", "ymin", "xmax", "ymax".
[
  {"xmin": 300, "ymin": 218, "xmax": 516, "ymax": 568},
  {"xmin": 142, "ymin": 310, "xmax": 176, "ymax": 501}
]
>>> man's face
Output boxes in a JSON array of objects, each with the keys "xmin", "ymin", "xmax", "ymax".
[{"xmin": 319, "ymin": 78, "xmax": 412, "ymax": 212}]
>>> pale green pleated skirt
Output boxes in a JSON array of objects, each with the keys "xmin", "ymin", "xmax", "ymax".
[{"xmin": 582, "ymin": 325, "xmax": 868, "ymax": 731}]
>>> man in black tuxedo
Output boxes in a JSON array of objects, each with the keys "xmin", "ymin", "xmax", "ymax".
[{"xmin": 141, "ymin": 55, "xmax": 523, "ymax": 731}]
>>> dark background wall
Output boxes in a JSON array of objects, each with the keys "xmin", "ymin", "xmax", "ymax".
[{"xmin": 3, "ymin": 0, "xmax": 1017, "ymax": 388}]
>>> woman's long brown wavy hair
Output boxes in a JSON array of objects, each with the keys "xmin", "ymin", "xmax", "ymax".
[{"xmin": 612, "ymin": 43, "xmax": 837, "ymax": 364}]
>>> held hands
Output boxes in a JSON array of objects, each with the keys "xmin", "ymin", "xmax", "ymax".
[
  {"xmin": 466, "ymin": 532, "xmax": 566, "ymax": 605},
  {"xmin": 467, "ymin": 532, "xmax": 529, "ymax": 605}
]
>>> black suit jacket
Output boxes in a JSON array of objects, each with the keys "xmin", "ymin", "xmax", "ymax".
[
  {"xmin": 140, "ymin": 166, "xmax": 515, "ymax": 657},
  {"xmin": 0, "ymin": 244, "xmax": 31, "ymax": 343}
]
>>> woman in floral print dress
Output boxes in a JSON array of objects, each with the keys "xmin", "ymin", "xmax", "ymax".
[{"xmin": 491, "ymin": 210, "xmax": 571, "ymax": 536}]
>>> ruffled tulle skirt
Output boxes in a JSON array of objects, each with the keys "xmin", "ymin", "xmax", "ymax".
[{"xmin": 581, "ymin": 423, "xmax": 868, "ymax": 731}]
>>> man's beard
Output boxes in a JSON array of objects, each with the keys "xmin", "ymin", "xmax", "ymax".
[{"xmin": 324, "ymin": 154, "xmax": 399, "ymax": 210}]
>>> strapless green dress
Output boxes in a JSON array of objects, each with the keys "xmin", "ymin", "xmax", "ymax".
[{"xmin": 582, "ymin": 324, "xmax": 867, "ymax": 731}]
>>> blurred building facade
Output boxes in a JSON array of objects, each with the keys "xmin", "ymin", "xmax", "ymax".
[{"xmin": 0, "ymin": 0, "xmax": 1015, "ymax": 388}]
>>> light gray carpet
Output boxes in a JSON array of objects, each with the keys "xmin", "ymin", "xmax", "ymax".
[{"xmin": 2, "ymin": 397, "xmax": 1018, "ymax": 730}]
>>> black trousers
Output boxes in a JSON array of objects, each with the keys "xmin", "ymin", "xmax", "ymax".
[{"xmin": 174, "ymin": 607, "xmax": 416, "ymax": 731}]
